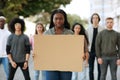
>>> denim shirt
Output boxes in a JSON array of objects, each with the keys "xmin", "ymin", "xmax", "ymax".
[{"xmin": 44, "ymin": 27, "xmax": 73, "ymax": 35}]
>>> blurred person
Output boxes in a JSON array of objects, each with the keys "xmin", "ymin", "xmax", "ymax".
[
  {"xmin": 86, "ymin": 13, "xmax": 104, "ymax": 80},
  {"xmin": 71, "ymin": 23, "xmax": 89, "ymax": 80},
  {"xmin": 0, "ymin": 16, "xmax": 11, "ymax": 80},
  {"xmin": 29, "ymin": 22, "xmax": 46, "ymax": 80},
  {"xmin": 44, "ymin": 9, "xmax": 73, "ymax": 80},
  {"xmin": 6, "ymin": 18, "xmax": 31, "ymax": 80},
  {"xmin": 95, "ymin": 17, "xmax": 120, "ymax": 80}
]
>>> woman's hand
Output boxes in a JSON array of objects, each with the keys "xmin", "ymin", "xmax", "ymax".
[
  {"xmin": 82, "ymin": 54, "xmax": 86, "ymax": 60},
  {"xmin": 31, "ymin": 50, "xmax": 35, "ymax": 58},
  {"xmin": 32, "ymin": 53, "xmax": 35, "ymax": 57}
]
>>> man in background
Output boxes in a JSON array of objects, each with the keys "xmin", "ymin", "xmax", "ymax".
[{"xmin": 0, "ymin": 16, "xmax": 11, "ymax": 80}]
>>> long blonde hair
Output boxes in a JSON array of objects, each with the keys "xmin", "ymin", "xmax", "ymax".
[{"xmin": 35, "ymin": 22, "xmax": 45, "ymax": 34}]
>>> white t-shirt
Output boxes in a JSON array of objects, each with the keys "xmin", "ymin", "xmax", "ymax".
[{"xmin": 0, "ymin": 29, "xmax": 11, "ymax": 57}]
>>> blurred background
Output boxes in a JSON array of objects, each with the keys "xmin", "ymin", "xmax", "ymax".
[
  {"xmin": 1, "ymin": 0, "xmax": 120, "ymax": 36},
  {"xmin": 0, "ymin": 0, "xmax": 120, "ymax": 80}
]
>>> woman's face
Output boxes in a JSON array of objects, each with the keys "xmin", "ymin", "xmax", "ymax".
[
  {"xmin": 74, "ymin": 24, "xmax": 81, "ymax": 35},
  {"xmin": 36, "ymin": 24, "xmax": 44, "ymax": 33},
  {"xmin": 53, "ymin": 13, "xmax": 65, "ymax": 28},
  {"xmin": 15, "ymin": 23, "xmax": 21, "ymax": 31}
]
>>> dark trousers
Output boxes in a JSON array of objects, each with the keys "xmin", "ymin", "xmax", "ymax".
[
  {"xmin": 100, "ymin": 56, "xmax": 117, "ymax": 80},
  {"xmin": 89, "ymin": 52, "xmax": 101, "ymax": 80},
  {"xmin": 46, "ymin": 71, "xmax": 72, "ymax": 80},
  {"xmin": 8, "ymin": 62, "xmax": 31, "ymax": 80}
]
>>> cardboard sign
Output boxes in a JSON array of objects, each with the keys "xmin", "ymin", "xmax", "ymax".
[{"xmin": 34, "ymin": 35, "xmax": 84, "ymax": 72}]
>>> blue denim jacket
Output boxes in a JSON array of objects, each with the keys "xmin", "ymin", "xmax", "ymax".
[{"xmin": 44, "ymin": 27, "xmax": 73, "ymax": 35}]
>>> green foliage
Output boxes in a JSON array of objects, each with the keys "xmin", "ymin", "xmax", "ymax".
[
  {"xmin": 0, "ymin": 0, "xmax": 71, "ymax": 22},
  {"xmin": 67, "ymin": 14, "xmax": 88, "ymax": 29}
]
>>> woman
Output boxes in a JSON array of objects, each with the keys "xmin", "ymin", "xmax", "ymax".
[
  {"xmin": 72, "ymin": 23, "xmax": 89, "ymax": 80},
  {"xmin": 30, "ymin": 22, "xmax": 45, "ymax": 80},
  {"xmin": 44, "ymin": 9, "xmax": 73, "ymax": 80}
]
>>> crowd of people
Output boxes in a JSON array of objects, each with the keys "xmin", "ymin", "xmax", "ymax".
[{"xmin": 0, "ymin": 9, "xmax": 120, "ymax": 80}]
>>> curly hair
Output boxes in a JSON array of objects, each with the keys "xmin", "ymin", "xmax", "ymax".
[{"xmin": 9, "ymin": 18, "xmax": 25, "ymax": 33}]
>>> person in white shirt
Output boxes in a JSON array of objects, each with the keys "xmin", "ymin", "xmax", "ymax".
[
  {"xmin": 0, "ymin": 16, "xmax": 11, "ymax": 80},
  {"xmin": 86, "ymin": 13, "xmax": 104, "ymax": 80}
]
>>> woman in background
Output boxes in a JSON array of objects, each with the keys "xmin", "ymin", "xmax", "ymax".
[
  {"xmin": 72, "ymin": 23, "xmax": 89, "ymax": 80},
  {"xmin": 30, "ymin": 22, "xmax": 45, "ymax": 80}
]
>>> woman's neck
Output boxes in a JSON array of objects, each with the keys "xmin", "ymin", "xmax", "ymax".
[
  {"xmin": 54, "ymin": 26, "xmax": 64, "ymax": 34},
  {"xmin": 74, "ymin": 33, "xmax": 79, "ymax": 35},
  {"xmin": 38, "ymin": 32, "xmax": 43, "ymax": 35}
]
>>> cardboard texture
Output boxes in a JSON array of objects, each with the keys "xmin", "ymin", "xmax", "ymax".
[{"xmin": 34, "ymin": 35, "xmax": 84, "ymax": 72}]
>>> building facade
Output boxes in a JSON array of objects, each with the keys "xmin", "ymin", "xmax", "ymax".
[{"xmin": 89, "ymin": 0, "xmax": 120, "ymax": 32}]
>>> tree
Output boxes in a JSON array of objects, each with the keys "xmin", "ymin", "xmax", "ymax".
[
  {"xmin": 67, "ymin": 14, "xmax": 88, "ymax": 28},
  {"xmin": 0, "ymin": 0, "xmax": 71, "ymax": 22}
]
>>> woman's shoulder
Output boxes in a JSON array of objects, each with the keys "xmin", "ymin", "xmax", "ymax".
[
  {"xmin": 64, "ymin": 28, "xmax": 73, "ymax": 34},
  {"xmin": 43, "ymin": 28, "xmax": 53, "ymax": 35}
]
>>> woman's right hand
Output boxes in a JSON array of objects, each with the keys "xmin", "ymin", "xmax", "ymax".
[
  {"xmin": 31, "ymin": 50, "xmax": 35, "ymax": 57},
  {"xmin": 82, "ymin": 54, "xmax": 86, "ymax": 60},
  {"xmin": 32, "ymin": 53, "xmax": 35, "ymax": 57}
]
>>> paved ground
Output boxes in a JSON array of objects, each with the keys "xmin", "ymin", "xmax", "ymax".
[
  {"xmin": 0, "ymin": 55, "xmax": 38, "ymax": 80},
  {"xmin": 0, "ymin": 56, "xmax": 120, "ymax": 80},
  {"xmin": 94, "ymin": 59, "xmax": 120, "ymax": 80}
]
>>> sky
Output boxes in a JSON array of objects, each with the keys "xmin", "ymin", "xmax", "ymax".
[
  {"xmin": 60, "ymin": 0, "xmax": 90, "ymax": 19},
  {"xmin": 25, "ymin": 0, "xmax": 91, "ymax": 35}
]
